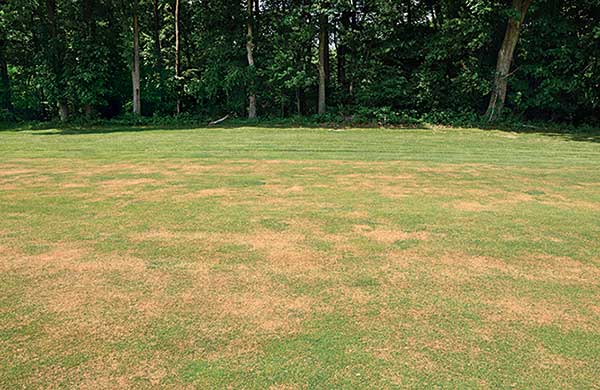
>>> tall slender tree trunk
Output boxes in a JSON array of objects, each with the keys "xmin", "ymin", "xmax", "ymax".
[
  {"xmin": 57, "ymin": 103, "xmax": 68, "ymax": 121},
  {"xmin": 246, "ymin": 0, "xmax": 257, "ymax": 118},
  {"xmin": 83, "ymin": 0, "xmax": 95, "ymax": 117},
  {"xmin": 296, "ymin": 88, "xmax": 302, "ymax": 116},
  {"xmin": 318, "ymin": 13, "xmax": 328, "ymax": 115},
  {"xmin": 132, "ymin": 1, "xmax": 141, "ymax": 115},
  {"xmin": 348, "ymin": 1, "xmax": 357, "ymax": 98},
  {"xmin": 46, "ymin": 0, "xmax": 68, "ymax": 121},
  {"xmin": 486, "ymin": 0, "xmax": 533, "ymax": 121},
  {"xmin": 175, "ymin": 0, "xmax": 182, "ymax": 114}
]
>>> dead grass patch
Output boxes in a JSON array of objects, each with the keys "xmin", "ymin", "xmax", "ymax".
[
  {"xmin": 522, "ymin": 254, "xmax": 600, "ymax": 283},
  {"xmin": 264, "ymin": 184, "xmax": 305, "ymax": 195},
  {"xmin": 244, "ymin": 231, "xmax": 324, "ymax": 273},
  {"xmin": 354, "ymin": 225, "xmax": 430, "ymax": 244},
  {"xmin": 220, "ymin": 291, "xmax": 313, "ymax": 333},
  {"xmin": 0, "ymin": 167, "xmax": 38, "ymax": 176},
  {"xmin": 176, "ymin": 187, "xmax": 236, "ymax": 199},
  {"xmin": 75, "ymin": 163, "xmax": 162, "ymax": 177},
  {"xmin": 269, "ymin": 384, "xmax": 306, "ymax": 390},
  {"xmin": 132, "ymin": 229, "xmax": 322, "ymax": 273},
  {"xmin": 338, "ymin": 286, "xmax": 373, "ymax": 305},
  {"xmin": 453, "ymin": 201, "xmax": 489, "ymax": 212},
  {"xmin": 61, "ymin": 182, "xmax": 88, "ymax": 189},
  {"xmin": 100, "ymin": 178, "xmax": 158, "ymax": 188},
  {"xmin": 540, "ymin": 194, "xmax": 600, "ymax": 211},
  {"xmin": 485, "ymin": 296, "xmax": 589, "ymax": 329},
  {"xmin": 452, "ymin": 191, "xmax": 535, "ymax": 211},
  {"xmin": 3, "ymin": 242, "xmax": 172, "ymax": 325},
  {"xmin": 535, "ymin": 346, "xmax": 586, "ymax": 371},
  {"xmin": 436, "ymin": 253, "xmax": 510, "ymax": 273}
]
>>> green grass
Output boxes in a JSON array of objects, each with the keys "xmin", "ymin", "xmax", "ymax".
[{"xmin": 1, "ymin": 125, "xmax": 599, "ymax": 388}]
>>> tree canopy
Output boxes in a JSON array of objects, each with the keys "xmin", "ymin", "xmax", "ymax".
[{"xmin": 1, "ymin": 0, "xmax": 598, "ymax": 124}]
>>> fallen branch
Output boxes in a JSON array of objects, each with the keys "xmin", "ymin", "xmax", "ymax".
[{"xmin": 208, "ymin": 114, "xmax": 230, "ymax": 126}]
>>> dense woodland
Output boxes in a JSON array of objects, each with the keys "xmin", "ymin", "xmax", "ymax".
[{"xmin": 0, "ymin": 0, "xmax": 598, "ymax": 124}]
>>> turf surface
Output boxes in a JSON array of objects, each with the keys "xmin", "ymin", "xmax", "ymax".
[{"xmin": 1, "ymin": 125, "xmax": 599, "ymax": 388}]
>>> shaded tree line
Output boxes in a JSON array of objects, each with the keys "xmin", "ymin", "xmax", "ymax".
[{"xmin": 0, "ymin": 0, "xmax": 598, "ymax": 123}]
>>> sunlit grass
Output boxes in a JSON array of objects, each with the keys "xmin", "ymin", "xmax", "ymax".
[{"xmin": 1, "ymin": 125, "xmax": 599, "ymax": 388}]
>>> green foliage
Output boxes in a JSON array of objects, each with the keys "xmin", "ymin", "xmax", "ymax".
[{"xmin": 0, "ymin": 0, "xmax": 598, "ymax": 123}]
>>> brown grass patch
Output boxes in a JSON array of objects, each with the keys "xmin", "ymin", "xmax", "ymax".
[
  {"xmin": 264, "ymin": 184, "xmax": 305, "ymax": 195},
  {"xmin": 100, "ymin": 178, "xmax": 158, "ymax": 188},
  {"xmin": 132, "ymin": 229, "xmax": 322, "ymax": 274},
  {"xmin": 452, "ymin": 191, "xmax": 535, "ymax": 211},
  {"xmin": 132, "ymin": 229, "xmax": 178, "ymax": 241},
  {"xmin": 176, "ymin": 187, "xmax": 235, "ymax": 199},
  {"xmin": 453, "ymin": 201, "xmax": 489, "ymax": 212},
  {"xmin": 355, "ymin": 225, "xmax": 430, "ymax": 244},
  {"xmin": 335, "ymin": 174, "xmax": 417, "ymax": 198},
  {"xmin": 243, "ymin": 231, "xmax": 324, "ymax": 273},
  {"xmin": 3, "ymin": 242, "xmax": 174, "ymax": 325},
  {"xmin": 220, "ymin": 291, "xmax": 313, "ymax": 333},
  {"xmin": 539, "ymin": 193, "xmax": 600, "ymax": 211},
  {"xmin": 0, "ymin": 167, "xmax": 37, "ymax": 176},
  {"xmin": 61, "ymin": 182, "xmax": 88, "ymax": 189},
  {"xmin": 339, "ymin": 286, "xmax": 373, "ymax": 305},
  {"xmin": 522, "ymin": 254, "xmax": 600, "ymax": 283},
  {"xmin": 484, "ymin": 294, "xmax": 594, "ymax": 330},
  {"xmin": 428, "ymin": 251, "xmax": 600, "ymax": 286},
  {"xmin": 269, "ymin": 384, "xmax": 307, "ymax": 390},
  {"xmin": 0, "ymin": 183, "xmax": 19, "ymax": 190},
  {"xmin": 436, "ymin": 254, "xmax": 509, "ymax": 273},
  {"xmin": 0, "ymin": 243, "xmax": 21, "ymax": 260},
  {"xmin": 76, "ymin": 163, "xmax": 163, "ymax": 177}
]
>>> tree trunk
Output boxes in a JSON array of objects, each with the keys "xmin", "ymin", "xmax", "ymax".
[
  {"xmin": 296, "ymin": 88, "xmax": 302, "ymax": 116},
  {"xmin": 132, "ymin": 2, "xmax": 141, "ymax": 116},
  {"xmin": 58, "ymin": 102, "xmax": 69, "ymax": 121},
  {"xmin": 318, "ymin": 13, "xmax": 328, "ymax": 115},
  {"xmin": 84, "ymin": 104, "xmax": 94, "ymax": 118},
  {"xmin": 152, "ymin": 0, "xmax": 163, "ymax": 68},
  {"xmin": 83, "ymin": 0, "xmax": 96, "ymax": 115},
  {"xmin": 151, "ymin": 0, "xmax": 165, "ymax": 106},
  {"xmin": 246, "ymin": 0, "xmax": 257, "ymax": 118},
  {"xmin": 175, "ymin": 0, "xmax": 182, "ymax": 114},
  {"xmin": 46, "ymin": 0, "xmax": 68, "ymax": 120},
  {"xmin": 485, "ymin": 0, "xmax": 533, "ymax": 121}
]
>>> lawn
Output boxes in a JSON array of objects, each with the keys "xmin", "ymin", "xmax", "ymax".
[{"xmin": 1, "ymin": 125, "xmax": 599, "ymax": 388}]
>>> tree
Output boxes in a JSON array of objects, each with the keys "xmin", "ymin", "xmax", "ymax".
[
  {"xmin": 45, "ymin": 0, "xmax": 69, "ymax": 120},
  {"xmin": 246, "ymin": 0, "xmax": 257, "ymax": 118},
  {"xmin": 485, "ymin": 0, "xmax": 534, "ymax": 121},
  {"xmin": 81, "ymin": 0, "xmax": 97, "ymax": 117},
  {"xmin": 132, "ymin": 0, "xmax": 141, "ymax": 115},
  {"xmin": 0, "ymin": 0, "xmax": 597, "ymax": 124},
  {"xmin": 175, "ymin": 0, "xmax": 182, "ymax": 114},
  {"xmin": 318, "ymin": 11, "xmax": 328, "ymax": 115}
]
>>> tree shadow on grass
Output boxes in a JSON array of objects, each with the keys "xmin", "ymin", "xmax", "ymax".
[
  {"xmin": 454, "ymin": 122, "xmax": 600, "ymax": 144},
  {"xmin": 4, "ymin": 120, "xmax": 600, "ymax": 144},
  {"xmin": 13, "ymin": 121, "xmax": 431, "ymax": 136}
]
